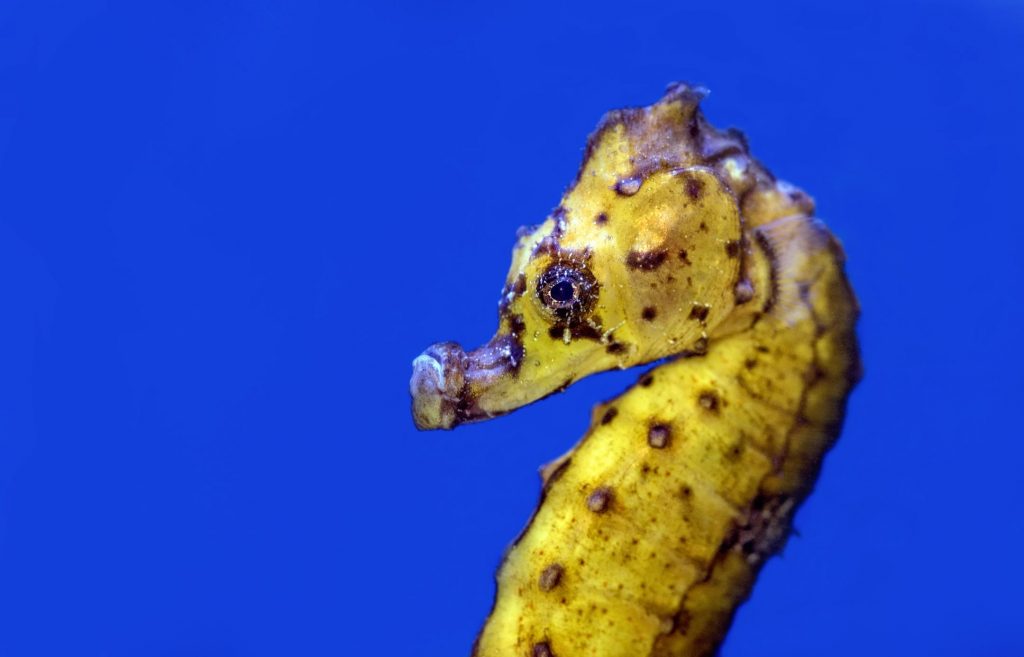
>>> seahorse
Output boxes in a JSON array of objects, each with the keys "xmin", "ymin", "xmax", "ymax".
[{"xmin": 410, "ymin": 83, "xmax": 860, "ymax": 657}]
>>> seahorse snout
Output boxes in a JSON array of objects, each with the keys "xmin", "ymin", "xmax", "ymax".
[{"xmin": 410, "ymin": 342, "xmax": 467, "ymax": 430}]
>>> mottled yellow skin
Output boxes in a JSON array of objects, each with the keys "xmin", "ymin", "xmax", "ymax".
[
  {"xmin": 410, "ymin": 84, "xmax": 860, "ymax": 657},
  {"xmin": 476, "ymin": 216, "xmax": 858, "ymax": 657}
]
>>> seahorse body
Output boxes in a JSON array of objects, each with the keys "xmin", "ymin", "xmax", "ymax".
[{"xmin": 410, "ymin": 84, "xmax": 860, "ymax": 657}]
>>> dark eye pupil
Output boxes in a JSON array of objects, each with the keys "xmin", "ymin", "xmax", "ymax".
[
  {"xmin": 536, "ymin": 263, "xmax": 597, "ymax": 324},
  {"xmin": 550, "ymin": 280, "xmax": 575, "ymax": 303}
]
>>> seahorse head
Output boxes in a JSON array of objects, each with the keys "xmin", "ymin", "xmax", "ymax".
[{"xmin": 412, "ymin": 84, "xmax": 751, "ymax": 430}]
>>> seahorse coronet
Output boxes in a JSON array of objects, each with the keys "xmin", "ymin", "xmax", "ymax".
[{"xmin": 410, "ymin": 82, "xmax": 860, "ymax": 657}]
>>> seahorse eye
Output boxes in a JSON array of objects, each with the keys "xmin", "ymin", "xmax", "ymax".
[{"xmin": 537, "ymin": 263, "xmax": 597, "ymax": 323}]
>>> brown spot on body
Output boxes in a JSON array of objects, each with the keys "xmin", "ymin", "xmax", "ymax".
[
  {"xmin": 508, "ymin": 313, "xmax": 526, "ymax": 337},
  {"xmin": 586, "ymin": 486, "xmax": 614, "ymax": 513},
  {"xmin": 547, "ymin": 321, "xmax": 604, "ymax": 342},
  {"xmin": 641, "ymin": 306, "xmax": 658, "ymax": 321},
  {"xmin": 685, "ymin": 175, "xmax": 704, "ymax": 199},
  {"xmin": 754, "ymin": 230, "xmax": 779, "ymax": 313},
  {"xmin": 639, "ymin": 373, "xmax": 654, "ymax": 387},
  {"xmin": 600, "ymin": 407, "xmax": 618, "ymax": 425},
  {"xmin": 725, "ymin": 240, "xmax": 740, "ymax": 258},
  {"xmin": 614, "ymin": 176, "xmax": 643, "ymax": 196},
  {"xmin": 626, "ymin": 249, "xmax": 668, "ymax": 271},
  {"xmin": 647, "ymin": 423, "xmax": 671, "ymax": 448},
  {"xmin": 605, "ymin": 342, "xmax": 627, "ymax": 354},
  {"xmin": 734, "ymin": 279, "xmax": 755, "ymax": 304},
  {"xmin": 678, "ymin": 249, "xmax": 691, "ymax": 266},
  {"xmin": 538, "ymin": 564, "xmax": 564, "ymax": 591},
  {"xmin": 594, "ymin": 212, "xmax": 608, "ymax": 225},
  {"xmin": 698, "ymin": 390, "xmax": 720, "ymax": 412},
  {"xmin": 688, "ymin": 304, "xmax": 710, "ymax": 322},
  {"xmin": 533, "ymin": 641, "xmax": 555, "ymax": 657}
]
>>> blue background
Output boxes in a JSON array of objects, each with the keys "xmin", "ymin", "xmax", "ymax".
[{"xmin": 2, "ymin": 1, "xmax": 1022, "ymax": 655}]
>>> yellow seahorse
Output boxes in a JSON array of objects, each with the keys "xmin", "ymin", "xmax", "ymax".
[{"xmin": 410, "ymin": 83, "xmax": 860, "ymax": 657}]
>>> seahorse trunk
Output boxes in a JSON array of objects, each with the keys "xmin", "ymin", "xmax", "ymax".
[{"xmin": 472, "ymin": 215, "xmax": 859, "ymax": 657}]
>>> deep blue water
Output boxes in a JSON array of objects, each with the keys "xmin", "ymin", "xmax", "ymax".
[{"xmin": 2, "ymin": 1, "xmax": 1023, "ymax": 655}]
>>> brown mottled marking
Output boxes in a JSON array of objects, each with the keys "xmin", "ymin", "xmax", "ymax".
[
  {"xmin": 647, "ymin": 423, "xmax": 671, "ymax": 449},
  {"xmin": 698, "ymin": 390, "xmax": 720, "ymax": 411},
  {"xmin": 594, "ymin": 212, "xmax": 608, "ymax": 225},
  {"xmin": 729, "ymin": 494, "xmax": 796, "ymax": 565},
  {"xmin": 606, "ymin": 342, "xmax": 627, "ymax": 354},
  {"xmin": 586, "ymin": 486, "xmax": 614, "ymax": 513},
  {"xmin": 804, "ymin": 364, "xmax": 826, "ymax": 385},
  {"xmin": 531, "ymin": 234, "xmax": 561, "ymax": 259},
  {"xmin": 600, "ymin": 407, "xmax": 619, "ymax": 425},
  {"xmin": 512, "ymin": 273, "xmax": 526, "ymax": 294},
  {"xmin": 538, "ymin": 564, "xmax": 564, "ymax": 591},
  {"xmin": 639, "ymin": 373, "xmax": 654, "ymax": 387},
  {"xmin": 678, "ymin": 249, "xmax": 691, "ymax": 266},
  {"xmin": 685, "ymin": 175, "xmax": 704, "ymax": 200},
  {"xmin": 533, "ymin": 641, "xmax": 555, "ymax": 657},
  {"xmin": 498, "ymin": 273, "xmax": 528, "ymax": 314},
  {"xmin": 642, "ymin": 306, "xmax": 658, "ymax": 321},
  {"xmin": 550, "ymin": 206, "xmax": 567, "ymax": 236},
  {"xmin": 687, "ymin": 111, "xmax": 700, "ymax": 139},
  {"xmin": 508, "ymin": 313, "xmax": 526, "ymax": 336},
  {"xmin": 755, "ymin": 230, "xmax": 779, "ymax": 313},
  {"xmin": 625, "ymin": 249, "xmax": 668, "ymax": 271},
  {"xmin": 675, "ymin": 609, "xmax": 693, "ymax": 636},
  {"xmin": 725, "ymin": 240, "xmax": 740, "ymax": 258}
]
